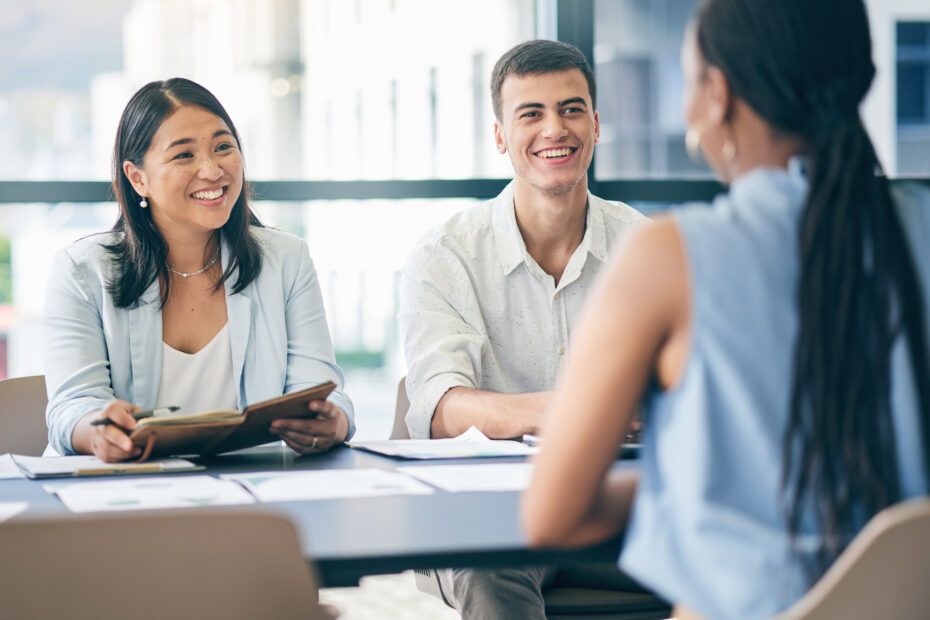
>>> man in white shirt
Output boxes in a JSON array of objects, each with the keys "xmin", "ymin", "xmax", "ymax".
[{"xmin": 399, "ymin": 41, "xmax": 650, "ymax": 618}]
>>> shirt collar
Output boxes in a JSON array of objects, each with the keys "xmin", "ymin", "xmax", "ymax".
[
  {"xmin": 584, "ymin": 194, "xmax": 610, "ymax": 264},
  {"xmin": 490, "ymin": 181, "xmax": 527, "ymax": 276},
  {"xmin": 491, "ymin": 180, "xmax": 609, "ymax": 277}
]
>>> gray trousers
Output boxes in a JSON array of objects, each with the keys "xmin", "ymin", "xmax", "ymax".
[{"xmin": 438, "ymin": 563, "xmax": 646, "ymax": 620}]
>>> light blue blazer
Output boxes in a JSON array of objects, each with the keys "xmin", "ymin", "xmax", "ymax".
[{"xmin": 43, "ymin": 226, "xmax": 354, "ymax": 455}]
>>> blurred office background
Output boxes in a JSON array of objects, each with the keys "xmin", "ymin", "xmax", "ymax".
[{"xmin": 0, "ymin": 0, "xmax": 928, "ymax": 439}]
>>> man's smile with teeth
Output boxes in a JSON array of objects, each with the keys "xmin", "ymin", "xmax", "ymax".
[
  {"xmin": 535, "ymin": 147, "xmax": 577, "ymax": 158},
  {"xmin": 192, "ymin": 187, "xmax": 225, "ymax": 200}
]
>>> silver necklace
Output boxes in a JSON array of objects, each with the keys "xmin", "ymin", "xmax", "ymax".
[{"xmin": 166, "ymin": 247, "xmax": 220, "ymax": 278}]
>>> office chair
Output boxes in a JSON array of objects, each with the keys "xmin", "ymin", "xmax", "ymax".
[
  {"xmin": 773, "ymin": 498, "xmax": 930, "ymax": 619},
  {"xmin": 0, "ymin": 510, "xmax": 337, "ymax": 620},
  {"xmin": 393, "ymin": 377, "xmax": 672, "ymax": 619},
  {"xmin": 391, "ymin": 376, "xmax": 412, "ymax": 439},
  {"xmin": 0, "ymin": 374, "xmax": 49, "ymax": 455}
]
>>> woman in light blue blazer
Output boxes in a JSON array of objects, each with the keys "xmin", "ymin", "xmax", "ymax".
[
  {"xmin": 523, "ymin": 0, "xmax": 929, "ymax": 618},
  {"xmin": 44, "ymin": 78, "xmax": 354, "ymax": 461}
]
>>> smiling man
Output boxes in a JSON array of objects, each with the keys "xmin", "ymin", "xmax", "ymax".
[{"xmin": 398, "ymin": 41, "xmax": 650, "ymax": 618}]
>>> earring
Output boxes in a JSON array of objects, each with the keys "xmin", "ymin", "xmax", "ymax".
[
  {"xmin": 140, "ymin": 197, "xmax": 148, "ymax": 208},
  {"xmin": 685, "ymin": 126, "xmax": 703, "ymax": 163},
  {"xmin": 721, "ymin": 134, "xmax": 737, "ymax": 165}
]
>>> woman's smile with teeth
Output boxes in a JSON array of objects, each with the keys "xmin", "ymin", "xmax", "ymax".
[{"xmin": 192, "ymin": 187, "xmax": 224, "ymax": 200}]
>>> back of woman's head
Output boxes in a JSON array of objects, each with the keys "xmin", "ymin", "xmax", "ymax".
[
  {"xmin": 695, "ymin": 0, "xmax": 874, "ymax": 140},
  {"xmin": 108, "ymin": 78, "xmax": 262, "ymax": 307},
  {"xmin": 696, "ymin": 0, "xmax": 930, "ymax": 580}
]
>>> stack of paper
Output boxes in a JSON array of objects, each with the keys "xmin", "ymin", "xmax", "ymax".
[
  {"xmin": 12, "ymin": 455, "xmax": 202, "ymax": 479},
  {"xmin": 350, "ymin": 427, "xmax": 538, "ymax": 459},
  {"xmin": 0, "ymin": 454, "xmax": 26, "ymax": 479},
  {"xmin": 223, "ymin": 469, "xmax": 434, "ymax": 502},
  {"xmin": 0, "ymin": 502, "xmax": 28, "ymax": 522},
  {"xmin": 398, "ymin": 463, "xmax": 534, "ymax": 492},
  {"xmin": 49, "ymin": 475, "xmax": 255, "ymax": 513}
]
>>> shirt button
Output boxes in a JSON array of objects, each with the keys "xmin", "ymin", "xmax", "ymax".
[
  {"xmin": 557, "ymin": 346, "xmax": 564, "ymax": 355},
  {"xmin": 554, "ymin": 291, "xmax": 561, "ymax": 300}
]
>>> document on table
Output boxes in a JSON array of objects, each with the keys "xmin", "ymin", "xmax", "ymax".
[
  {"xmin": 349, "ymin": 427, "xmax": 539, "ymax": 459},
  {"xmin": 0, "ymin": 501, "xmax": 28, "ymax": 522},
  {"xmin": 522, "ymin": 435, "xmax": 642, "ymax": 459},
  {"xmin": 398, "ymin": 463, "xmax": 534, "ymax": 492},
  {"xmin": 49, "ymin": 475, "xmax": 255, "ymax": 513},
  {"xmin": 0, "ymin": 453, "xmax": 26, "ymax": 479},
  {"xmin": 222, "ymin": 468, "xmax": 435, "ymax": 502},
  {"xmin": 12, "ymin": 454, "xmax": 203, "ymax": 479}
]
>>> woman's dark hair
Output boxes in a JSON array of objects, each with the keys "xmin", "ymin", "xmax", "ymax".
[
  {"xmin": 695, "ymin": 0, "xmax": 930, "ymax": 579},
  {"xmin": 107, "ymin": 77, "xmax": 263, "ymax": 307}
]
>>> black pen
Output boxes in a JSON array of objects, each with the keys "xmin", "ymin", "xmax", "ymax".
[{"xmin": 89, "ymin": 406, "xmax": 180, "ymax": 426}]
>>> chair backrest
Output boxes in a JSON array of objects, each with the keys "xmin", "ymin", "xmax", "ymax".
[
  {"xmin": 0, "ymin": 374, "xmax": 49, "ymax": 455},
  {"xmin": 774, "ymin": 498, "xmax": 930, "ymax": 619},
  {"xmin": 391, "ymin": 376, "xmax": 411, "ymax": 439},
  {"xmin": 0, "ymin": 510, "xmax": 335, "ymax": 620}
]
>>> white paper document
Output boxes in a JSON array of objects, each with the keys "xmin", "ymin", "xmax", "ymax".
[
  {"xmin": 0, "ymin": 501, "xmax": 28, "ymax": 522},
  {"xmin": 349, "ymin": 427, "xmax": 539, "ymax": 460},
  {"xmin": 0, "ymin": 453, "xmax": 26, "ymax": 479},
  {"xmin": 398, "ymin": 462, "xmax": 534, "ymax": 492},
  {"xmin": 223, "ymin": 468, "xmax": 435, "ymax": 502},
  {"xmin": 12, "ymin": 455, "xmax": 202, "ymax": 479},
  {"xmin": 50, "ymin": 475, "xmax": 256, "ymax": 513}
]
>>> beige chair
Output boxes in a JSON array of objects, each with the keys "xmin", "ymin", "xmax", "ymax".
[
  {"xmin": 773, "ymin": 498, "xmax": 930, "ymax": 619},
  {"xmin": 0, "ymin": 374, "xmax": 49, "ymax": 455},
  {"xmin": 0, "ymin": 510, "xmax": 336, "ymax": 620},
  {"xmin": 391, "ymin": 377, "xmax": 411, "ymax": 439},
  {"xmin": 394, "ymin": 377, "xmax": 671, "ymax": 619}
]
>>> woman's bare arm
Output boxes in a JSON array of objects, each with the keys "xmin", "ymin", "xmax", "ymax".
[{"xmin": 522, "ymin": 218, "xmax": 690, "ymax": 547}]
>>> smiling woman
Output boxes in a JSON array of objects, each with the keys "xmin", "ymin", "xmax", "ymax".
[
  {"xmin": 42, "ymin": 78, "xmax": 356, "ymax": 462},
  {"xmin": 125, "ymin": 107, "xmax": 244, "ymax": 244}
]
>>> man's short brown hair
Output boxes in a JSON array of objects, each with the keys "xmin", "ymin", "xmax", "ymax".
[{"xmin": 490, "ymin": 39, "xmax": 597, "ymax": 121}]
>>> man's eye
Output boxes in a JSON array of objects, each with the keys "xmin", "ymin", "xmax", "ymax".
[
  {"xmin": 562, "ymin": 107, "xmax": 582, "ymax": 114},
  {"xmin": 522, "ymin": 111, "xmax": 540, "ymax": 118}
]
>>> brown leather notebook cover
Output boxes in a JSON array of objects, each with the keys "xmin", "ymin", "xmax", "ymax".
[{"xmin": 129, "ymin": 381, "xmax": 337, "ymax": 460}]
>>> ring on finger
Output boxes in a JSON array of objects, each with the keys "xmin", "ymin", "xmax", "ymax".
[{"xmin": 310, "ymin": 436, "xmax": 318, "ymax": 449}]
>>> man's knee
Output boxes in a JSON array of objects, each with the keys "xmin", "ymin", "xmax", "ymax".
[{"xmin": 446, "ymin": 566, "xmax": 553, "ymax": 620}]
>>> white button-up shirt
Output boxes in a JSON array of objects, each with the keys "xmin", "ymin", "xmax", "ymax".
[{"xmin": 399, "ymin": 181, "xmax": 646, "ymax": 438}]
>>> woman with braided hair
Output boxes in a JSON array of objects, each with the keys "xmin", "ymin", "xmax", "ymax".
[{"xmin": 523, "ymin": 0, "xmax": 930, "ymax": 618}]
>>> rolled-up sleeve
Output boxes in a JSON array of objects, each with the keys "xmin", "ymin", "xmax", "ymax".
[
  {"xmin": 398, "ymin": 242, "xmax": 486, "ymax": 438},
  {"xmin": 283, "ymin": 239, "xmax": 356, "ymax": 440},
  {"xmin": 43, "ymin": 249, "xmax": 115, "ymax": 455}
]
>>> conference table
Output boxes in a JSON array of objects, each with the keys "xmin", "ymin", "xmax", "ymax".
[{"xmin": 0, "ymin": 444, "xmax": 635, "ymax": 587}]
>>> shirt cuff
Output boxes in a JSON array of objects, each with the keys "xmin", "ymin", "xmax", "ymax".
[
  {"xmin": 328, "ymin": 389, "xmax": 356, "ymax": 441},
  {"xmin": 406, "ymin": 376, "xmax": 472, "ymax": 439},
  {"xmin": 48, "ymin": 399, "xmax": 108, "ymax": 456}
]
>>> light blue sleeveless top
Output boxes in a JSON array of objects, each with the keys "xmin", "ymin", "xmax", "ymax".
[{"xmin": 618, "ymin": 159, "xmax": 930, "ymax": 619}]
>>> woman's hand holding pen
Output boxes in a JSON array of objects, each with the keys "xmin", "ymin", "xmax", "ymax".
[
  {"xmin": 74, "ymin": 400, "xmax": 143, "ymax": 463},
  {"xmin": 269, "ymin": 399, "xmax": 349, "ymax": 455}
]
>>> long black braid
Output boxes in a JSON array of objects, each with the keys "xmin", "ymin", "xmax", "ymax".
[{"xmin": 696, "ymin": 0, "xmax": 930, "ymax": 580}]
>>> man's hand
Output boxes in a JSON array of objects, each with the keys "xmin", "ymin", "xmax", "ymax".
[{"xmin": 269, "ymin": 400, "xmax": 349, "ymax": 455}]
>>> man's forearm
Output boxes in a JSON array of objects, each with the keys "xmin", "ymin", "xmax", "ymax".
[{"xmin": 430, "ymin": 387, "xmax": 551, "ymax": 439}]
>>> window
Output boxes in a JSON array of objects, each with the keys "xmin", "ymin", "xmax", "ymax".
[
  {"xmin": 593, "ymin": 0, "xmax": 707, "ymax": 179},
  {"xmin": 897, "ymin": 21, "xmax": 930, "ymax": 175},
  {"xmin": 1, "ymin": 0, "xmax": 928, "ymax": 438},
  {"xmin": 0, "ymin": 0, "xmax": 534, "ymax": 440}
]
